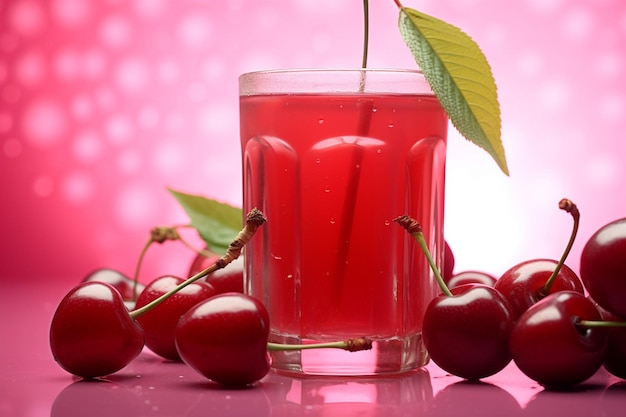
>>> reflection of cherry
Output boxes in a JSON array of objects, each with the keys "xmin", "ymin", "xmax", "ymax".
[
  {"xmin": 426, "ymin": 380, "xmax": 522, "ymax": 417},
  {"xmin": 510, "ymin": 291, "xmax": 607, "ymax": 388},
  {"xmin": 523, "ymin": 382, "xmax": 606, "ymax": 417},
  {"xmin": 495, "ymin": 199, "xmax": 584, "ymax": 320},
  {"xmin": 51, "ymin": 380, "xmax": 142, "ymax": 417},
  {"xmin": 601, "ymin": 381, "xmax": 626, "ymax": 417},
  {"xmin": 134, "ymin": 275, "xmax": 217, "ymax": 361},
  {"xmin": 49, "ymin": 281, "xmax": 145, "ymax": 379}
]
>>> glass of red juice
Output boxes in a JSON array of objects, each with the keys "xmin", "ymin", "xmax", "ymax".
[{"xmin": 239, "ymin": 69, "xmax": 448, "ymax": 376}]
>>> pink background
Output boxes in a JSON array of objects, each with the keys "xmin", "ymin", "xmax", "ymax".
[{"xmin": 2, "ymin": 0, "xmax": 625, "ymax": 285}]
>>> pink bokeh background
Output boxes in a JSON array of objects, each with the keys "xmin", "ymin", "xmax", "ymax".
[{"xmin": 2, "ymin": 0, "xmax": 625, "ymax": 285}]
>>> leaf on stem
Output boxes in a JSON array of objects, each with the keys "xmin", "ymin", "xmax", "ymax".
[
  {"xmin": 168, "ymin": 188, "xmax": 243, "ymax": 254},
  {"xmin": 398, "ymin": 7, "xmax": 508, "ymax": 175}
]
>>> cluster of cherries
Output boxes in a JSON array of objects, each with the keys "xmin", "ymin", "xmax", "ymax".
[
  {"xmin": 49, "ymin": 209, "xmax": 371, "ymax": 387},
  {"xmin": 50, "ymin": 200, "xmax": 626, "ymax": 390},
  {"xmin": 402, "ymin": 198, "xmax": 626, "ymax": 389}
]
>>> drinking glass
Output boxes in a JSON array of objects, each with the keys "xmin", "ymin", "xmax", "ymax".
[{"xmin": 239, "ymin": 69, "xmax": 448, "ymax": 376}]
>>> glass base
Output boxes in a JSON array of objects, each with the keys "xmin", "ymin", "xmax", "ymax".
[{"xmin": 269, "ymin": 332, "xmax": 429, "ymax": 376}]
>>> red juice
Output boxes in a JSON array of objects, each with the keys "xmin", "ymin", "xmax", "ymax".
[{"xmin": 240, "ymin": 78, "xmax": 448, "ymax": 375}]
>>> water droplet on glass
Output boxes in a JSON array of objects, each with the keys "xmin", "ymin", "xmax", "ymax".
[
  {"xmin": 329, "ymin": 218, "xmax": 336, "ymax": 224},
  {"xmin": 318, "ymin": 118, "xmax": 324, "ymax": 124},
  {"xmin": 376, "ymin": 148, "xmax": 382, "ymax": 154},
  {"xmin": 315, "ymin": 158, "xmax": 321, "ymax": 164}
]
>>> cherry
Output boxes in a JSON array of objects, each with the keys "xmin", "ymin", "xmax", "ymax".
[
  {"xmin": 175, "ymin": 293, "xmax": 271, "ymax": 386},
  {"xmin": 446, "ymin": 270, "xmax": 497, "ymax": 289},
  {"xmin": 443, "ymin": 240, "xmax": 455, "ymax": 282},
  {"xmin": 188, "ymin": 249, "xmax": 221, "ymax": 276},
  {"xmin": 175, "ymin": 293, "xmax": 373, "ymax": 387},
  {"xmin": 494, "ymin": 198, "xmax": 584, "ymax": 320},
  {"xmin": 134, "ymin": 275, "xmax": 217, "ymax": 361},
  {"xmin": 580, "ymin": 217, "xmax": 626, "ymax": 318},
  {"xmin": 82, "ymin": 268, "xmax": 145, "ymax": 303},
  {"xmin": 509, "ymin": 290, "xmax": 607, "ymax": 388},
  {"xmin": 50, "ymin": 208, "xmax": 267, "ymax": 379},
  {"xmin": 49, "ymin": 281, "xmax": 145, "ymax": 379},
  {"xmin": 423, "ymin": 284, "xmax": 515, "ymax": 380},
  {"xmin": 589, "ymin": 300, "xmax": 626, "ymax": 379},
  {"xmin": 189, "ymin": 250, "xmax": 244, "ymax": 294},
  {"xmin": 394, "ymin": 215, "xmax": 514, "ymax": 381}
]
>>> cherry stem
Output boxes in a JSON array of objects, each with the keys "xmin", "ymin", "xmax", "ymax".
[
  {"xmin": 361, "ymin": 0, "xmax": 369, "ymax": 69},
  {"xmin": 129, "ymin": 208, "xmax": 267, "ymax": 320},
  {"xmin": 541, "ymin": 198, "xmax": 580, "ymax": 294},
  {"xmin": 394, "ymin": 215, "xmax": 452, "ymax": 297},
  {"xmin": 267, "ymin": 337, "xmax": 372, "ymax": 352},
  {"xmin": 132, "ymin": 238, "xmax": 153, "ymax": 301},
  {"xmin": 578, "ymin": 319, "xmax": 626, "ymax": 328}
]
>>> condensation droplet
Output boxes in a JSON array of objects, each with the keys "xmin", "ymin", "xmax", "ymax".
[
  {"xmin": 329, "ymin": 218, "xmax": 336, "ymax": 224},
  {"xmin": 315, "ymin": 158, "xmax": 321, "ymax": 164},
  {"xmin": 387, "ymin": 123, "xmax": 394, "ymax": 128},
  {"xmin": 286, "ymin": 274, "xmax": 293, "ymax": 279},
  {"xmin": 376, "ymin": 148, "xmax": 382, "ymax": 154},
  {"xmin": 318, "ymin": 118, "xmax": 324, "ymax": 124},
  {"xmin": 372, "ymin": 108, "xmax": 378, "ymax": 113},
  {"xmin": 384, "ymin": 220, "xmax": 391, "ymax": 226}
]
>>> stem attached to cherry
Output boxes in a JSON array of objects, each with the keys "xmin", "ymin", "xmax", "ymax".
[
  {"xmin": 129, "ymin": 208, "xmax": 267, "ymax": 320},
  {"xmin": 577, "ymin": 319, "xmax": 626, "ymax": 328},
  {"xmin": 267, "ymin": 337, "xmax": 373, "ymax": 352},
  {"xmin": 394, "ymin": 215, "xmax": 452, "ymax": 297},
  {"xmin": 540, "ymin": 198, "xmax": 580, "ymax": 295}
]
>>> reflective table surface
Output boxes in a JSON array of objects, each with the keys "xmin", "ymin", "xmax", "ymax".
[{"xmin": 2, "ymin": 281, "xmax": 624, "ymax": 417}]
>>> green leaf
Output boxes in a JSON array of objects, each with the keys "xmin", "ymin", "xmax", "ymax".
[
  {"xmin": 398, "ymin": 7, "xmax": 509, "ymax": 175},
  {"xmin": 168, "ymin": 188, "xmax": 243, "ymax": 254}
]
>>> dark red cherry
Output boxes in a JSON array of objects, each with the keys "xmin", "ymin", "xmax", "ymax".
[
  {"xmin": 494, "ymin": 259, "xmax": 583, "ymax": 320},
  {"xmin": 188, "ymin": 249, "xmax": 221, "ymax": 276},
  {"xmin": 422, "ymin": 284, "xmax": 515, "ymax": 381},
  {"xmin": 443, "ymin": 240, "xmax": 455, "ymax": 282},
  {"xmin": 82, "ymin": 268, "xmax": 145, "ymax": 302},
  {"xmin": 510, "ymin": 290, "xmax": 607, "ymax": 388},
  {"xmin": 175, "ymin": 293, "xmax": 271, "ymax": 386},
  {"xmin": 49, "ymin": 281, "xmax": 145, "ymax": 379},
  {"xmin": 446, "ymin": 270, "xmax": 497, "ymax": 289},
  {"xmin": 189, "ymin": 251, "xmax": 244, "ymax": 294},
  {"xmin": 591, "ymin": 300, "xmax": 626, "ymax": 379},
  {"xmin": 134, "ymin": 275, "xmax": 217, "ymax": 361},
  {"xmin": 580, "ymin": 217, "xmax": 626, "ymax": 318}
]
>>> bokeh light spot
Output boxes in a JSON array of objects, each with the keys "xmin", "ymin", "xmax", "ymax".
[
  {"xmin": 7, "ymin": 0, "xmax": 45, "ymax": 36},
  {"xmin": 113, "ymin": 56, "xmax": 150, "ymax": 94},
  {"xmin": 14, "ymin": 50, "xmax": 46, "ymax": 87},
  {"xmin": 0, "ymin": 112, "xmax": 13, "ymax": 133},
  {"xmin": 176, "ymin": 15, "xmax": 212, "ymax": 48},
  {"xmin": 33, "ymin": 176, "xmax": 54, "ymax": 197},
  {"xmin": 3, "ymin": 138, "xmax": 23, "ymax": 158},
  {"xmin": 61, "ymin": 172, "xmax": 95, "ymax": 204},
  {"xmin": 21, "ymin": 99, "xmax": 68, "ymax": 149},
  {"xmin": 105, "ymin": 114, "xmax": 134, "ymax": 145},
  {"xmin": 99, "ymin": 15, "xmax": 133, "ymax": 49},
  {"xmin": 72, "ymin": 130, "xmax": 103, "ymax": 163},
  {"xmin": 51, "ymin": 0, "xmax": 92, "ymax": 28}
]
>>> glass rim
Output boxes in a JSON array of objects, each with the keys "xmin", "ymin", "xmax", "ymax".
[{"xmin": 239, "ymin": 68, "xmax": 434, "ymax": 96}]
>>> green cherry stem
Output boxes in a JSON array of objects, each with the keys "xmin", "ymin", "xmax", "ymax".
[
  {"xmin": 267, "ymin": 337, "xmax": 372, "ymax": 352},
  {"xmin": 394, "ymin": 215, "xmax": 452, "ymax": 297},
  {"xmin": 129, "ymin": 208, "xmax": 267, "ymax": 320},
  {"xmin": 541, "ymin": 198, "xmax": 580, "ymax": 294},
  {"xmin": 578, "ymin": 319, "xmax": 626, "ymax": 328}
]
